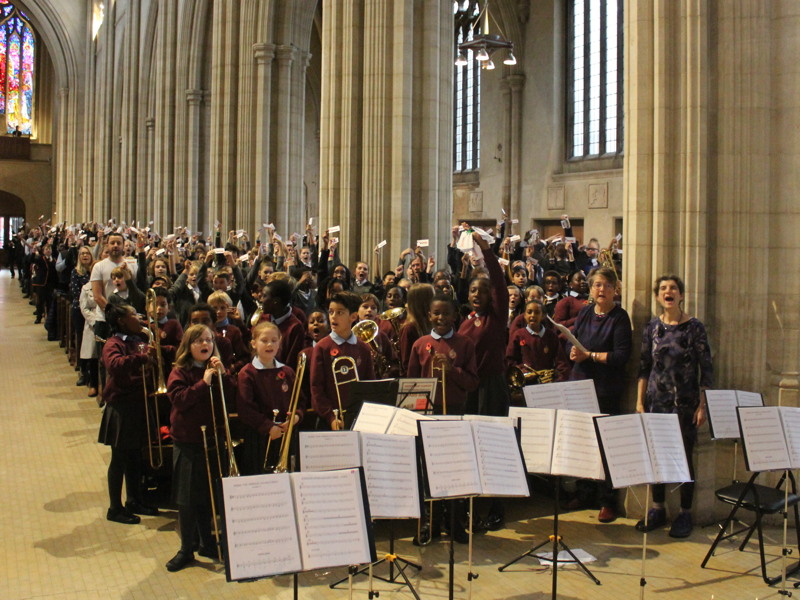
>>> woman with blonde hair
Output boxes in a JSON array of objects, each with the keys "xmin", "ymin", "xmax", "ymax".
[{"xmin": 70, "ymin": 246, "xmax": 95, "ymax": 386}]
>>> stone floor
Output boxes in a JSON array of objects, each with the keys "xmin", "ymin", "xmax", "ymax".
[{"xmin": 0, "ymin": 271, "xmax": 796, "ymax": 599}]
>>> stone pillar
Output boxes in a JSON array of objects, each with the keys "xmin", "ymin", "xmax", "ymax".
[
  {"xmin": 235, "ymin": 2, "xmax": 258, "ymax": 235},
  {"xmin": 288, "ymin": 50, "xmax": 311, "ymax": 235},
  {"xmin": 183, "ymin": 89, "xmax": 204, "ymax": 229},
  {"xmin": 145, "ymin": 117, "xmax": 156, "ymax": 222},
  {"xmin": 508, "ymin": 74, "xmax": 525, "ymax": 228},
  {"xmin": 274, "ymin": 45, "xmax": 296, "ymax": 232},
  {"xmin": 253, "ymin": 42, "xmax": 275, "ymax": 232},
  {"xmin": 80, "ymin": 1, "xmax": 96, "ymax": 220},
  {"xmin": 153, "ymin": 0, "xmax": 178, "ymax": 231},
  {"xmin": 55, "ymin": 87, "xmax": 69, "ymax": 218}
]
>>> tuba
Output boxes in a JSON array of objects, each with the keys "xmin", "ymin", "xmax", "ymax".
[{"xmin": 506, "ymin": 364, "xmax": 555, "ymax": 389}]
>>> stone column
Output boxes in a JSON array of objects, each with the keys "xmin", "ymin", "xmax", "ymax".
[
  {"xmin": 183, "ymin": 89, "xmax": 204, "ymax": 229},
  {"xmin": 274, "ymin": 45, "xmax": 296, "ymax": 231},
  {"xmin": 288, "ymin": 50, "xmax": 311, "ymax": 235},
  {"xmin": 235, "ymin": 2, "xmax": 258, "ymax": 234},
  {"xmin": 508, "ymin": 74, "xmax": 525, "ymax": 228},
  {"xmin": 55, "ymin": 87, "xmax": 69, "ymax": 218},
  {"xmin": 80, "ymin": 1, "xmax": 96, "ymax": 219},
  {"xmin": 145, "ymin": 117, "xmax": 156, "ymax": 222},
  {"xmin": 253, "ymin": 42, "xmax": 275, "ymax": 232}
]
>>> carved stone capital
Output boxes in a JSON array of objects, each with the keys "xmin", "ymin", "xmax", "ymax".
[{"xmin": 253, "ymin": 42, "xmax": 276, "ymax": 64}]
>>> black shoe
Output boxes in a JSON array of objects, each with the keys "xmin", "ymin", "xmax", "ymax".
[
  {"xmin": 197, "ymin": 545, "xmax": 219, "ymax": 560},
  {"xmin": 125, "ymin": 500, "xmax": 160, "ymax": 516},
  {"xmin": 34, "ymin": 317, "xmax": 42, "ymax": 324},
  {"xmin": 107, "ymin": 507, "xmax": 141, "ymax": 525},
  {"xmin": 668, "ymin": 512, "xmax": 693, "ymax": 538},
  {"xmin": 76, "ymin": 375, "xmax": 86, "ymax": 386},
  {"xmin": 166, "ymin": 550, "xmax": 195, "ymax": 572},
  {"xmin": 635, "ymin": 507, "xmax": 667, "ymax": 532},
  {"xmin": 484, "ymin": 513, "xmax": 505, "ymax": 532}
]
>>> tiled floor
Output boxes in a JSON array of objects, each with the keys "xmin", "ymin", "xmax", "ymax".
[{"xmin": 0, "ymin": 271, "xmax": 796, "ymax": 599}]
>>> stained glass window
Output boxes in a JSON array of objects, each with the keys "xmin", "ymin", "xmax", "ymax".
[
  {"xmin": 0, "ymin": 1, "xmax": 34, "ymax": 135},
  {"xmin": 454, "ymin": 1, "xmax": 481, "ymax": 173}
]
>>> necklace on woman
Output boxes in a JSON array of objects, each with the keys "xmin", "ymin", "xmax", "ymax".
[{"xmin": 660, "ymin": 309, "xmax": 684, "ymax": 326}]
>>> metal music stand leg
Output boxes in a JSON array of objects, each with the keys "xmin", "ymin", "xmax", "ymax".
[
  {"xmin": 329, "ymin": 519, "xmax": 422, "ymax": 594},
  {"xmin": 639, "ymin": 484, "xmax": 650, "ymax": 600},
  {"xmin": 293, "ymin": 573, "xmax": 299, "ymax": 600},
  {"xmin": 498, "ymin": 476, "xmax": 601, "ymax": 598},
  {"xmin": 449, "ymin": 499, "xmax": 456, "ymax": 600}
]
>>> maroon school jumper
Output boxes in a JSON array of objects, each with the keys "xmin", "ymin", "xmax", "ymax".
[
  {"xmin": 237, "ymin": 361, "xmax": 298, "ymax": 435},
  {"xmin": 310, "ymin": 335, "xmax": 375, "ymax": 425},
  {"xmin": 217, "ymin": 322, "xmax": 250, "ymax": 373},
  {"xmin": 553, "ymin": 295, "xmax": 589, "ymax": 331},
  {"xmin": 505, "ymin": 325, "xmax": 571, "ymax": 382},
  {"xmin": 167, "ymin": 365, "xmax": 235, "ymax": 444},
  {"xmin": 407, "ymin": 331, "xmax": 479, "ymax": 415}
]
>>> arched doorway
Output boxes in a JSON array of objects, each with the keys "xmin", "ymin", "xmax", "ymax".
[{"xmin": 0, "ymin": 190, "xmax": 26, "ymax": 270}]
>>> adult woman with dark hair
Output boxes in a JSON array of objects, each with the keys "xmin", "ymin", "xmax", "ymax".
[
  {"xmin": 98, "ymin": 301, "xmax": 159, "ymax": 524},
  {"xmin": 635, "ymin": 275, "xmax": 712, "ymax": 538},
  {"xmin": 568, "ymin": 265, "xmax": 632, "ymax": 523}
]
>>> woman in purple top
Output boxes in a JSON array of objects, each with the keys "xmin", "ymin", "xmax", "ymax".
[
  {"xmin": 568, "ymin": 266, "xmax": 632, "ymax": 523},
  {"xmin": 635, "ymin": 275, "xmax": 712, "ymax": 538}
]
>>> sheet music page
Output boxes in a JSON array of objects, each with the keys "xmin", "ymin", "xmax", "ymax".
[
  {"xmin": 292, "ymin": 469, "xmax": 373, "ymax": 571},
  {"xmin": 642, "ymin": 413, "xmax": 691, "ymax": 483},
  {"xmin": 385, "ymin": 408, "xmax": 434, "ymax": 436},
  {"xmin": 562, "ymin": 380, "xmax": 600, "ymax": 413},
  {"xmin": 222, "ymin": 474, "xmax": 302, "ymax": 581},
  {"xmin": 471, "ymin": 421, "xmax": 530, "ymax": 497},
  {"xmin": 360, "ymin": 433, "xmax": 421, "ymax": 518},
  {"xmin": 299, "ymin": 431, "xmax": 361, "ymax": 471},
  {"xmin": 738, "ymin": 406, "xmax": 791, "ymax": 472},
  {"xmin": 418, "ymin": 420, "xmax": 482, "ymax": 498},
  {"xmin": 594, "ymin": 415, "xmax": 652, "ymax": 488},
  {"xmin": 736, "ymin": 390, "xmax": 764, "ymax": 407},
  {"xmin": 523, "ymin": 381, "xmax": 566, "ymax": 409},
  {"xmin": 551, "ymin": 410, "xmax": 606, "ymax": 480},
  {"xmin": 397, "ymin": 378, "xmax": 437, "ymax": 410},
  {"xmin": 352, "ymin": 402, "xmax": 397, "ymax": 433},
  {"xmin": 779, "ymin": 407, "xmax": 800, "ymax": 469},
  {"xmin": 704, "ymin": 390, "xmax": 740, "ymax": 439},
  {"xmin": 508, "ymin": 407, "xmax": 556, "ymax": 474},
  {"xmin": 463, "ymin": 414, "xmax": 516, "ymax": 426}
]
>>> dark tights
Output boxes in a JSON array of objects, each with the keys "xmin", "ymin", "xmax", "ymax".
[
  {"xmin": 107, "ymin": 447, "xmax": 142, "ymax": 510},
  {"xmin": 178, "ymin": 504, "xmax": 214, "ymax": 553},
  {"xmin": 652, "ymin": 428, "xmax": 696, "ymax": 510}
]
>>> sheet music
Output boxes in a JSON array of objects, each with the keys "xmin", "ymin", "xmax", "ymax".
[
  {"xmin": 352, "ymin": 402, "xmax": 397, "ymax": 433},
  {"xmin": 779, "ymin": 407, "xmax": 800, "ymax": 469},
  {"xmin": 222, "ymin": 474, "xmax": 302, "ymax": 581},
  {"xmin": 736, "ymin": 390, "xmax": 764, "ymax": 407},
  {"xmin": 292, "ymin": 469, "xmax": 374, "ymax": 571},
  {"xmin": 463, "ymin": 414, "xmax": 516, "ymax": 426},
  {"xmin": 642, "ymin": 413, "xmax": 691, "ymax": 483},
  {"xmin": 551, "ymin": 410, "xmax": 606, "ymax": 480},
  {"xmin": 738, "ymin": 406, "xmax": 791, "ymax": 472},
  {"xmin": 594, "ymin": 415, "xmax": 653, "ymax": 488},
  {"xmin": 561, "ymin": 379, "xmax": 600, "ymax": 413},
  {"xmin": 523, "ymin": 382, "xmax": 565, "ymax": 409},
  {"xmin": 508, "ymin": 407, "xmax": 556, "ymax": 474},
  {"xmin": 471, "ymin": 421, "xmax": 530, "ymax": 497},
  {"xmin": 360, "ymin": 433, "xmax": 421, "ymax": 518},
  {"xmin": 397, "ymin": 378, "xmax": 437, "ymax": 410},
  {"xmin": 299, "ymin": 431, "xmax": 361, "ymax": 471},
  {"xmin": 385, "ymin": 408, "xmax": 434, "ymax": 436},
  {"xmin": 418, "ymin": 420, "xmax": 482, "ymax": 498},
  {"xmin": 705, "ymin": 390, "xmax": 740, "ymax": 439}
]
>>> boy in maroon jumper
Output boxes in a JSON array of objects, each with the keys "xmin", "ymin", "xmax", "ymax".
[
  {"xmin": 151, "ymin": 287, "xmax": 183, "ymax": 372},
  {"xmin": 310, "ymin": 291, "xmax": 375, "ymax": 430},
  {"xmin": 259, "ymin": 279, "xmax": 308, "ymax": 369},
  {"xmin": 407, "ymin": 294, "xmax": 479, "ymax": 415},
  {"xmin": 208, "ymin": 291, "xmax": 249, "ymax": 373},
  {"xmin": 189, "ymin": 304, "xmax": 235, "ymax": 372},
  {"xmin": 506, "ymin": 300, "xmax": 571, "ymax": 382}
]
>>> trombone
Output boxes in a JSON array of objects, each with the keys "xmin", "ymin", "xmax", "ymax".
[
  {"xmin": 332, "ymin": 355, "xmax": 359, "ymax": 430},
  {"xmin": 264, "ymin": 353, "xmax": 307, "ymax": 473},
  {"xmin": 208, "ymin": 365, "xmax": 240, "ymax": 477},
  {"xmin": 430, "ymin": 353, "xmax": 449, "ymax": 417},
  {"xmin": 145, "ymin": 289, "xmax": 168, "ymax": 394},
  {"xmin": 140, "ymin": 326, "xmax": 164, "ymax": 470}
]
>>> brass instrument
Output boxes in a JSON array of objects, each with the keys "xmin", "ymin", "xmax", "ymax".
[
  {"xmin": 140, "ymin": 327, "xmax": 164, "ymax": 470},
  {"xmin": 265, "ymin": 353, "xmax": 307, "ymax": 473},
  {"xmin": 263, "ymin": 409, "xmax": 280, "ymax": 472},
  {"xmin": 430, "ymin": 353, "xmax": 449, "ymax": 416},
  {"xmin": 599, "ymin": 246, "xmax": 619, "ymax": 282},
  {"xmin": 145, "ymin": 289, "xmax": 168, "ymax": 394},
  {"xmin": 352, "ymin": 319, "xmax": 388, "ymax": 377},
  {"xmin": 332, "ymin": 355, "xmax": 359, "ymax": 429},
  {"xmin": 201, "ymin": 425, "xmax": 223, "ymax": 561},
  {"xmin": 250, "ymin": 302, "xmax": 263, "ymax": 327},
  {"xmin": 379, "ymin": 307, "xmax": 405, "ymax": 355},
  {"xmin": 506, "ymin": 365, "xmax": 555, "ymax": 389},
  {"xmin": 209, "ymin": 365, "xmax": 240, "ymax": 477}
]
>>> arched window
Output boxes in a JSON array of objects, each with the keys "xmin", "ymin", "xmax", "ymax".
[
  {"xmin": 454, "ymin": 1, "xmax": 481, "ymax": 173},
  {"xmin": 0, "ymin": 1, "xmax": 34, "ymax": 135},
  {"xmin": 567, "ymin": 0, "xmax": 622, "ymax": 159}
]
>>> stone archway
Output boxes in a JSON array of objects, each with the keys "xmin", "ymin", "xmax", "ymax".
[{"xmin": 0, "ymin": 190, "xmax": 26, "ymax": 270}]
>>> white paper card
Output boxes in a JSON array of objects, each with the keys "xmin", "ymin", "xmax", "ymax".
[
  {"xmin": 299, "ymin": 431, "xmax": 361, "ymax": 471},
  {"xmin": 416, "ymin": 239, "xmax": 429, "ymax": 248}
]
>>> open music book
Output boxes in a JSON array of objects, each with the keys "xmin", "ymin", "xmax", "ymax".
[
  {"xmin": 593, "ymin": 413, "xmax": 691, "ymax": 488},
  {"xmin": 417, "ymin": 419, "xmax": 530, "ymax": 499},
  {"xmin": 737, "ymin": 406, "xmax": 800, "ymax": 472},
  {"xmin": 508, "ymin": 407, "xmax": 606, "ymax": 480},
  {"xmin": 351, "ymin": 402, "xmax": 434, "ymax": 436},
  {"xmin": 522, "ymin": 379, "xmax": 600, "ymax": 413},
  {"xmin": 299, "ymin": 431, "xmax": 421, "ymax": 519},
  {"xmin": 221, "ymin": 469, "xmax": 376, "ymax": 582},
  {"xmin": 705, "ymin": 389, "xmax": 764, "ymax": 439}
]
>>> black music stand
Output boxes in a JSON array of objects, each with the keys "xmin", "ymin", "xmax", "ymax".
[
  {"xmin": 345, "ymin": 379, "xmax": 399, "ymax": 429},
  {"xmin": 498, "ymin": 476, "xmax": 600, "ymax": 598}
]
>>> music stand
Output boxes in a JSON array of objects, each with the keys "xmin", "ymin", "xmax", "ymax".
[{"xmin": 345, "ymin": 379, "xmax": 399, "ymax": 429}]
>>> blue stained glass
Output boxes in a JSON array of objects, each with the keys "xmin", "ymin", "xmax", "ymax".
[{"xmin": 2, "ymin": 7, "xmax": 11, "ymax": 16}]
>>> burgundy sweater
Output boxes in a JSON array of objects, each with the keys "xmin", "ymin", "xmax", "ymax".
[
  {"xmin": 310, "ymin": 335, "xmax": 375, "ymax": 425},
  {"xmin": 237, "ymin": 362, "xmax": 299, "ymax": 435}
]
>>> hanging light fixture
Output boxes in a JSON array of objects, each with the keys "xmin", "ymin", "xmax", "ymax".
[{"xmin": 456, "ymin": 0, "xmax": 516, "ymax": 69}]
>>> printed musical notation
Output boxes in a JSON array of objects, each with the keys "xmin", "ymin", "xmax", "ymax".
[
  {"xmin": 780, "ymin": 407, "xmax": 800, "ymax": 469},
  {"xmin": 360, "ymin": 433, "xmax": 421, "ymax": 518},
  {"xmin": 352, "ymin": 403, "xmax": 398, "ymax": 434},
  {"xmin": 738, "ymin": 406, "xmax": 791, "ymax": 472},
  {"xmin": 551, "ymin": 410, "xmax": 606, "ymax": 480},
  {"xmin": 509, "ymin": 407, "xmax": 556, "ymax": 474},
  {"xmin": 385, "ymin": 409, "xmax": 434, "ymax": 436},
  {"xmin": 472, "ymin": 421, "xmax": 529, "ymax": 497},
  {"xmin": 299, "ymin": 431, "xmax": 361, "ymax": 471},
  {"xmin": 705, "ymin": 389, "xmax": 764, "ymax": 439},
  {"xmin": 523, "ymin": 380, "xmax": 600, "ymax": 413}
]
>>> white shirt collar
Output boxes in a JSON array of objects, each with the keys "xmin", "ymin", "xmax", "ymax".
[
  {"xmin": 330, "ymin": 331, "xmax": 357, "ymax": 345},
  {"xmin": 273, "ymin": 307, "xmax": 292, "ymax": 326},
  {"xmin": 252, "ymin": 357, "xmax": 285, "ymax": 370},
  {"xmin": 431, "ymin": 329, "xmax": 454, "ymax": 340},
  {"xmin": 526, "ymin": 325, "xmax": 546, "ymax": 337}
]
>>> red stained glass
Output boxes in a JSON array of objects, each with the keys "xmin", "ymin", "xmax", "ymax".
[
  {"xmin": 0, "ymin": 27, "xmax": 5, "ymax": 113},
  {"xmin": 1, "ymin": 2, "xmax": 34, "ymax": 134}
]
